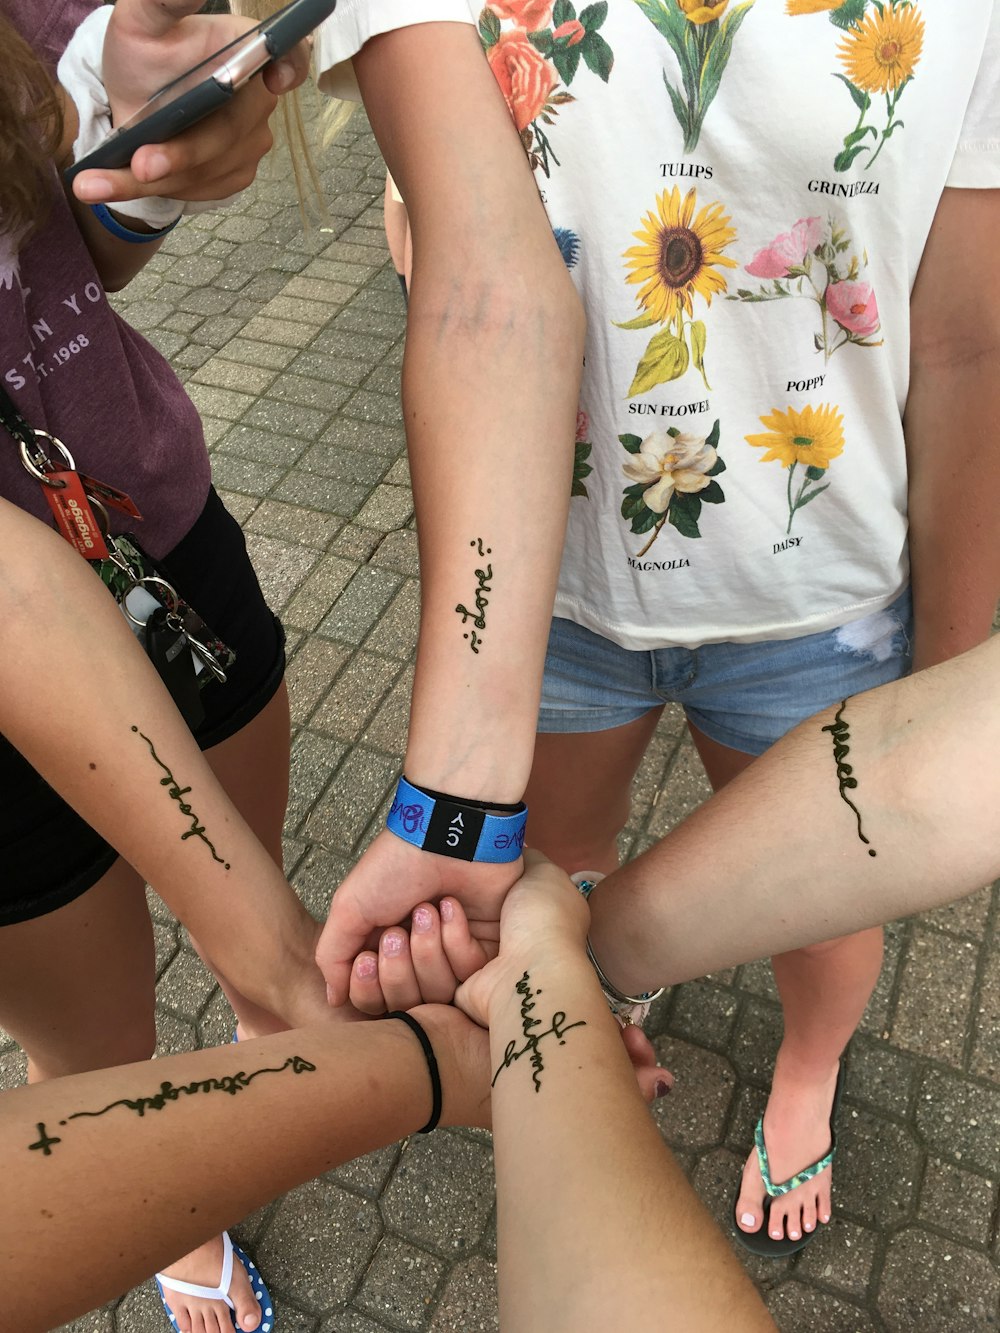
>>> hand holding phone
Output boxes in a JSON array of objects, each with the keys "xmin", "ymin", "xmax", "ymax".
[{"xmin": 68, "ymin": 0, "xmax": 329, "ymax": 207}]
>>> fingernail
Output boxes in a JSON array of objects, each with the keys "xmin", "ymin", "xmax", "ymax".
[
  {"xmin": 74, "ymin": 176, "xmax": 112, "ymax": 202},
  {"xmin": 740, "ymin": 1212, "xmax": 756, "ymax": 1227},
  {"xmin": 144, "ymin": 151, "xmax": 171, "ymax": 182},
  {"xmin": 272, "ymin": 58, "xmax": 295, "ymax": 92},
  {"xmin": 381, "ymin": 933, "xmax": 404, "ymax": 957},
  {"xmin": 326, "ymin": 984, "xmax": 335, "ymax": 1005},
  {"xmin": 356, "ymin": 955, "xmax": 377, "ymax": 979},
  {"xmin": 440, "ymin": 899, "xmax": 454, "ymax": 923},
  {"xmin": 654, "ymin": 1079, "xmax": 671, "ymax": 1099},
  {"xmin": 413, "ymin": 907, "xmax": 433, "ymax": 933}
]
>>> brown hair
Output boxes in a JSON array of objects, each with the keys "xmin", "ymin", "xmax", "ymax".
[{"xmin": 0, "ymin": 17, "xmax": 64, "ymax": 239}]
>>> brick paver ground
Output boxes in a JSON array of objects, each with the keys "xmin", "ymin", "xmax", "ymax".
[{"xmin": 3, "ymin": 102, "xmax": 998, "ymax": 1333}]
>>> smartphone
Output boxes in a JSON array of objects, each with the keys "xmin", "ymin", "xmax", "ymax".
[{"xmin": 65, "ymin": 0, "xmax": 337, "ymax": 182}]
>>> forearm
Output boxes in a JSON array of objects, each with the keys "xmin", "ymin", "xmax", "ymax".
[
  {"xmin": 1, "ymin": 1015, "xmax": 454, "ymax": 1331},
  {"xmin": 490, "ymin": 949, "xmax": 771, "ymax": 1332},
  {"xmin": 1, "ymin": 502, "xmax": 318, "ymax": 1016},
  {"xmin": 589, "ymin": 637, "xmax": 1000, "ymax": 995},
  {"xmin": 357, "ymin": 25, "xmax": 583, "ymax": 804},
  {"xmin": 905, "ymin": 351, "xmax": 1000, "ymax": 669}
]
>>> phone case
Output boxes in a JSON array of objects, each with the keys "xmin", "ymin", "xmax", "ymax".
[{"xmin": 65, "ymin": 0, "xmax": 338, "ymax": 180}]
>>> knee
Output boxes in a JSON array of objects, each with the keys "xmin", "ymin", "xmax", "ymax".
[{"xmin": 27, "ymin": 1012, "xmax": 156, "ymax": 1081}]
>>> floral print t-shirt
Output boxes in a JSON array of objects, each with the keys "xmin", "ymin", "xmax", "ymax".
[{"xmin": 319, "ymin": 0, "xmax": 1000, "ymax": 649}]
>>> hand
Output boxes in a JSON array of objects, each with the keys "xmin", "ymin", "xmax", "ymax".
[
  {"xmin": 70, "ymin": 0, "xmax": 310, "ymax": 207},
  {"xmin": 350, "ymin": 899, "xmax": 490, "ymax": 1014},
  {"xmin": 316, "ymin": 828, "xmax": 522, "ymax": 1006}
]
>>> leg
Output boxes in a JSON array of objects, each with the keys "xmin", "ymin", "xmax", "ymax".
[
  {"xmin": 689, "ymin": 722, "xmax": 882, "ymax": 1246},
  {"xmin": 524, "ymin": 706, "xmax": 665, "ymax": 875}
]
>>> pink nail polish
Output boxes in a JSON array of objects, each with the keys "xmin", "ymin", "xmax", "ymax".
[
  {"xmin": 382, "ymin": 933, "xmax": 404, "ymax": 957},
  {"xmin": 356, "ymin": 954, "xmax": 377, "ymax": 979},
  {"xmin": 440, "ymin": 899, "xmax": 454, "ymax": 923},
  {"xmin": 413, "ymin": 907, "xmax": 433, "ymax": 932}
]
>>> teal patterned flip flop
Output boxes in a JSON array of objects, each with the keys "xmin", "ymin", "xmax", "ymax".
[{"xmin": 732, "ymin": 1059, "xmax": 845, "ymax": 1259}]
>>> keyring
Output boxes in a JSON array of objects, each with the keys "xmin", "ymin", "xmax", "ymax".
[
  {"xmin": 18, "ymin": 430, "xmax": 76, "ymax": 485},
  {"xmin": 119, "ymin": 575, "xmax": 182, "ymax": 629},
  {"xmin": 87, "ymin": 494, "xmax": 111, "ymax": 540}
]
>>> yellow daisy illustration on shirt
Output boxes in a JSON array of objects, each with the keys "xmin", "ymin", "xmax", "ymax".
[
  {"xmin": 618, "ymin": 186, "xmax": 737, "ymax": 396},
  {"xmin": 746, "ymin": 403, "xmax": 845, "ymax": 534}
]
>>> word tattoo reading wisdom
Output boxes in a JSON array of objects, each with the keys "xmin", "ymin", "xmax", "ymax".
[
  {"xmin": 821, "ymin": 700, "xmax": 877, "ymax": 857},
  {"xmin": 132, "ymin": 726, "xmax": 231, "ymax": 868},
  {"xmin": 455, "ymin": 538, "xmax": 493, "ymax": 654},
  {"xmin": 492, "ymin": 971, "xmax": 586, "ymax": 1093},
  {"xmin": 27, "ymin": 1056, "xmax": 317, "ymax": 1157}
]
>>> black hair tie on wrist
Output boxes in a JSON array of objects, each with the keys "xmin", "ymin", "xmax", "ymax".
[{"xmin": 387, "ymin": 1011, "xmax": 442, "ymax": 1134}]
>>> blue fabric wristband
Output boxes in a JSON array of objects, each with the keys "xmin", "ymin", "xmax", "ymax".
[
  {"xmin": 90, "ymin": 203, "xmax": 180, "ymax": 243},
  {"xmin": 386, "ymin": 775, "xmax": 527, "ymax": 863}
]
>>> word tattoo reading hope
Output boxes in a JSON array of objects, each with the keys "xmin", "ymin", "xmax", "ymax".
[
  {"xmin": 821, "ymin": 700, "xmax": 877, "ymax": 857},
  {"xmin": 28, "ymin": 1055, "xmax": 317, "ymax": 1157},
  {"xmin": 131, "ymin": 726, "xmax": 230, "ymax": 868},
  {"xmin": 492, "ymin": 971, "xmax": 586, "ymax": 1094},
  {"xmin": 455, "ymin": 539, "xmax": 493, "ymax": 654}
]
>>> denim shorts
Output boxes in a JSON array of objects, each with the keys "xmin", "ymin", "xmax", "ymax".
[{"xmin": 537, "ymin": 589, "xmax": 913, "ymax": 756}]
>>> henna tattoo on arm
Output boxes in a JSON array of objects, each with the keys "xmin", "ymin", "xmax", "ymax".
[
  {"xmin": 131, "ymin": 726, "xmax": 230, "ymax": 868},
  {"xmin": 27, "ymin": 1056, "xmax": 317, "ymax": 1157},
  {"xmin": 821, "ymin": 699, "xmax": 877, "ymax": 857},
  {"xmin": 491, "ymin": 971, "xmax": 586, "ymax": 1093},
  {"xmin": 455, "ymin": 539, "xmax": 493, "ymax": 654}
]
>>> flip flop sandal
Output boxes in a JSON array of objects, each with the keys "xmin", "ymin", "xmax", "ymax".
[
  {"xmin": 732, "ymin": 1059, "xmax": 846, "ymax": 1258},
  {"xmin": 156, "ymin": 1230, "xmax": 274, "ymax": 1331}
]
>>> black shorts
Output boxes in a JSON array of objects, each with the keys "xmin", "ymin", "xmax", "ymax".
[{"xmin": 0, "ymin": 488, "xmax": 285, "ymax": 926}]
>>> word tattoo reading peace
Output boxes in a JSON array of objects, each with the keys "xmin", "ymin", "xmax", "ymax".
[
  {"xmin": 132, "ymin": 726, "xmax": 230, "ymax": 868},
  {"xmin": 455, "ymin": 538, "xmax": 493, "ymax": 654},
  {"xmin": 492, "ymin": 971, "xmax": 586, "ymax": 1093},
  {"xmin": 821, "ymin": 699, "xmax": 877, "ymax": 857},
  {"xmin": 27, "ymin": 1055, "xmax": 317, "ymax": 1157}
]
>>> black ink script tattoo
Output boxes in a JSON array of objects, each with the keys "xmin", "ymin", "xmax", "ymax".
[
  {"xmin": 132, "ymin": 726, "xmax": 230, "ymax": 868},
  {"xmin": 821, "ymin": 699, "xmax": 877, "ymax": 857},
  {"xmin": 492, "ymin": 971, "xmax": 586, "ymax": 1093},
  {"xmin": 27, "ymin": 1056, "xmax": 316, "ymax": 1157},
  {"xmin": 455, "ymin": 538, "xmax": 493, "ymax": 654}
]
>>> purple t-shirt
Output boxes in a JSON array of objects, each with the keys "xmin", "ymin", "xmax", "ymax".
[{"xmin": 1, "ymin": 0, "xmax": 210, "ymax": 558}]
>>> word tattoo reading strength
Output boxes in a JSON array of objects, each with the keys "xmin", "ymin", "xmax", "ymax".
[
  {"xmin": 27, "ymin": 1056, "xmax": 317, "ymax": 1157},
  {"xmin": 455, "ymin": 538, "xmax": 493, "ymax": 654},
  {"xmin": 131, "ymin": 726, "xmax": 230, "ymax": 868},
  {"xmin": 492, "ymin": 971, "xmax": 586, "ymax": 1094},
  {"xmin": 821, "ymin": 700, "xmax": 877, "ymax": 857}
]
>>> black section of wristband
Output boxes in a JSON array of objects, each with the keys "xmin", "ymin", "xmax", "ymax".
[
  {"xmin": 387, "ymin": 1010, "xmax": 443, "ymax": 1133},
  {"xmin": 402, "ymin": 775, "xmax": 525, "ymax": 815}
]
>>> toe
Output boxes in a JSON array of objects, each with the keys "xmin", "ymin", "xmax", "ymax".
[
  {"xmin": 735, "ymin": 1155, "xmax": 765, "ymax": 1234},
  {"xmin": 816, "ymin": 1170, "xmax": 833, "ymax": 1225},
  {"xmin": 232, "ymin": 1285, "xmax": 261, "ymax": 1331},
  {"xmin": 169, "ymin": 1300, "xmax": 192, "ymax": 1333},
  {"xmin": 801, "ymin": 1191, "xmax": 818, "ymax": 1234}
]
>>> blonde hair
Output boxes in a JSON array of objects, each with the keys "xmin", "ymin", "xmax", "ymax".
[{"xmin": 0, "ymin": 17, "xmax": 64, "ymax": 239}]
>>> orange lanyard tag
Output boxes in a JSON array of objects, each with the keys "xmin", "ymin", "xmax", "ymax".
[{"xmin": 41, "ymin": 470, "xmax": 110, "ymax": 560}]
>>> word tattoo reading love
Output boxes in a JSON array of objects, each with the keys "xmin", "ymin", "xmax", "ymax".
[
  {"xmin": 492, "ymin": 971, "xmax": 586, "ymax": 1093},
  {"xmin": 455, "ymin": 538, "xmax": 493, "ymax": 654},
  {"xmin": 27, "ymin": 1056, "xmax": 317, "ymax": 1157},
  {"xmin": 821, "ymin": 699, "xmax": 877, "ymax": 857},
  {"xmin": 132, "ymin": 726, "xmax": 230, "ymax": 868}
]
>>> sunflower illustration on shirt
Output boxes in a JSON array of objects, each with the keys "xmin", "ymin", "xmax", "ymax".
[{"xmin": 616, "ymin": 186, "xmax": 737, "ymax": 396}]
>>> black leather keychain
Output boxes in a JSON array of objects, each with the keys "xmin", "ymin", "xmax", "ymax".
[{"xmin": 143, "ymin": 606, "xmax": 205, "ymax": 731}]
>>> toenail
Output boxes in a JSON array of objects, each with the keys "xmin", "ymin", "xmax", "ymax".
[
  {"xmin": 822, "ymin": 1214, "xmax": 831, "ymax": 1223},
  {"xmin": 771, "ymin": 1230, "xmax": 782, "ymax": 1238},
  {"xmin": 413, "ymin": 907, "xmax": 433, "ymax": 932},
  {"xmin": 654, "ymin": 1079, "xmax": 671, "ymax": 1099},
  {"xmin": 740, "ymin": 1212, "xmax": 756, "ymax": 1227},
  {"xmin": 790, "ymin": 1230, "xmax": 800, "ymax": 1239},
  {"xmin": 382, "ymin": 933, "xmax": 404, "ymax": 956}
]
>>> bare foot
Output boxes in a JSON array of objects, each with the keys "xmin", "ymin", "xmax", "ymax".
[
  {"xmin": 734, "ymin": 1056, "xmax": 840, "ymax": 1245},
  {"xmin": 158, "ymin": 1233, "xmax": 265, "ymax": 1333}
]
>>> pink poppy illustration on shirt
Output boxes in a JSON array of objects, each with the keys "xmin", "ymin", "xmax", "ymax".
[
  {"xmin": 479, "ymin": 1, "xmax": 615, "ymax": 177},
  {"xmin": 729, "ymin": 214, "xmax": 882, "ymax": 361}
]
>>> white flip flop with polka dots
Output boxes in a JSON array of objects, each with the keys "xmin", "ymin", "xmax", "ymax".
[{"xmin": 155, "ymin": 1230, "xmax": 274, "ymax": 1332}]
